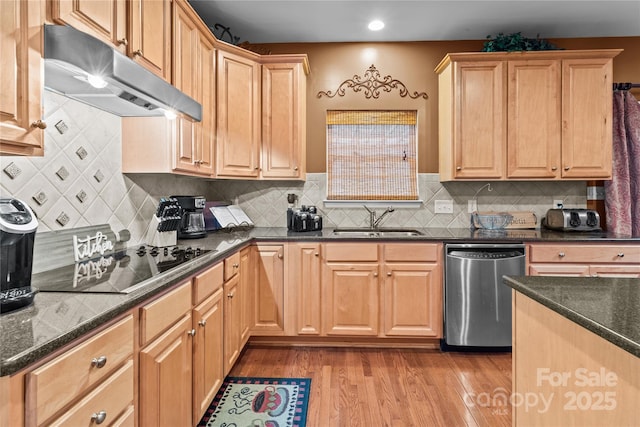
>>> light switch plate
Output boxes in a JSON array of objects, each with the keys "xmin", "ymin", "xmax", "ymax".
[{"xmin": 435, "ymin": 200, "xmax": 453, "ymax": 214}]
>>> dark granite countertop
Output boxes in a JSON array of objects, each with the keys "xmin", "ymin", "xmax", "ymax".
[
  {"xmin": 1, "ymin": 226, "xmax": 638, "ymax": 376},
  {"xmin": 504, "ymin": 276, "xmax": 640, "ymax": 358}
]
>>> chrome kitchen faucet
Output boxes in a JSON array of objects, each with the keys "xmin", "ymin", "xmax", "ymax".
[{"xmin": 363, "ymin": 205, "xmax": 395, "ymax": 229}]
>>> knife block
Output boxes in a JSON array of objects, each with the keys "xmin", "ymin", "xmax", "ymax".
[{"xmin": 144, "ymin": 216, "xmax": 177, "ymax": 247}]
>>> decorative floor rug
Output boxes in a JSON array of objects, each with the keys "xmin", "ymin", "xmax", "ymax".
[{"xmin": 197, "ymin": 377, "xmax": 311, "ymax": 427}]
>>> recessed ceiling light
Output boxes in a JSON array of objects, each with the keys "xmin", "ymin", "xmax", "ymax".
[{"xmin": 368, "ymin": 20, "xmax": 385, "ymax": 31}]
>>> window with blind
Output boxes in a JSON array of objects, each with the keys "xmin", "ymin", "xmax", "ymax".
[{"xmin": 326, "ymin": 110, "xmax": 418, "ymax": 201}]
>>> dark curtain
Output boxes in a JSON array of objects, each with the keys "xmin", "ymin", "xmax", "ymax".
[{"xmin": 604, "ymin": 90, "xmax": 640, "ymax": 236}]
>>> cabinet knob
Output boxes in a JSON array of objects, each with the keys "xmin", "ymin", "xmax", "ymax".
[
  {"xmin": 456, "ymin": 166, "xmax": 462, "ymax": 171},
  {"xmin": 314, "ymin": 252, "xmax": 319, "ymax": 257},
  {"xmin": 551, "ymin": 166, "xmax": 557, "ymax": 171},
  {"xmin": 564, "ymin": 166, "xmax": 570, "ymax": 171},
  {"xmin": 198, "ymin": 319, "xmax": 207, "ymax": 327},
  {"xmin": 117, "ymin": 38, "xmax": 128, "ymax": 46},
  {"xmin": 278, "ymin": 253, "xmax": 283, "ymax": 259},
  {"xmin": 558, "ymin": 252, "xmax": 565, "ymax": 258},
  {"xmin": 387, "ymin": 272, "xmax": 392, "ymax": 276},
  {"xmin": 233, "ymin": 263, "xmax": 239, "ymax": 268},
  {"xmin": 373, "ymin": 272, "xmax": 378, "ymax": 277},
  {"xmin": 90, "ymin": 356, "xmax": 107, "ymax": 369},
  {"xmin": 30, "ymin": 120, "xmax": 47, "ymax": 129},
  {"xmin": 617, "ymin": 253, "xmax": 624, "ymax": 258},
  {"xmin": 187, "ymin": 329, "xmax": 196, "ymax": 337},
  {"xmin": 227, "ymin": 292, "xmax": 235, "ymax": 299},
  {"xmin": 133, "ymin": 49, "xmax": 143, "ymax": 56},
  {"xmin": 91, "ymin": 411, "xmax": 107, "ymax": 424},
  {"xmin": 294, "ymin": 166, "xmax": 299, "ymax": 171}
]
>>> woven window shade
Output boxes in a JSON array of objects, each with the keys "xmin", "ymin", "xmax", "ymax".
[{"xmin": 327, "ymin": 110, "xmax": 418, "ymax": 201}]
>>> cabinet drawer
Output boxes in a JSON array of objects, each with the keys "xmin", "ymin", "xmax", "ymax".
[
  {"xmin": 324, "ymin": 243, "xmax": 378, "ymax": 262},
  {"xmin": 193, "ymin": 262, "xmax": 224, "ymax": 304},
  {"xmin": 48, "ymin": 360, "xmax": 134, "ymax": 427},
  {"xmin": 140, "ymin": 281, "xmax": 192, "ymax": 345},
  {"xmin": 26, "ymin": 315, "xmax": 133, "ymax": 425},
  {"xmin": 383, "ymin": 243, "xmax": 440, "ymax": 262},
  {"xmin": 529, "ymin": 244, "xmax": 640, "ymax": 263},
  {"xmin": 224, "ymin": 251, "xmax": 241, "ymax": 280}
]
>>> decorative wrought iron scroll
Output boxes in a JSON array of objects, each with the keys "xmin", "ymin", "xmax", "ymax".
[
  {"xmin": 317, "ymin": 65, "xmax": 428, "ymax": 99},
  {"xmin": 210, "ymin": 24, "xmax": 241, "ymax": 45}
]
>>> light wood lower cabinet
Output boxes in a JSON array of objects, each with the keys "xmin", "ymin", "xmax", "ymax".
[
  {"xmin": 223, "ymin": 273, "xmax": 242, "ymax": 375},
  {"xmin": 288, "ymin": 242, "xmax": 322, "ymax": 335},
  {"xmin": 25, "ymin": 315, "xmax": 134, "ymax": 426},
  {"xmin": 528, "ymin": 243, "xmax": 640, "ymax": 277},
  {"xmin": 139, "ymin": 282, "xmax": 193, "ymax": 426},
  {"xmin": 239, "ymin": 247, "xmax": 253, "ymax": 344},
  {"xmin": 251, "ymin": 244, "xmax": 285, "ymax": 334}
]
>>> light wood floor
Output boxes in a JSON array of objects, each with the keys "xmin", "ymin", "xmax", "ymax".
[{"xmin": 229, "ymin": 345, "xmax": 512, "ymax": 427}]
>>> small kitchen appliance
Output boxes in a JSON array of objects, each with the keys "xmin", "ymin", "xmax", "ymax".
[
  {"xmin": 173, "ymin": 196, "xmax": 207, "ymax": 239},
  {"xmin": 287, "ymin": 205, "xmax": 323, "ymax": 232},
  {"xmin": 542, "ymin": 208, "xmax": 601, "ymax": 231},
  {"xmin": 0, "ymin": 198, "xmax": 38, "ymax": 313}
]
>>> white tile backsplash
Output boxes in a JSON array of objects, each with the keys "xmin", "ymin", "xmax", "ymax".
[{"xmin": 0, "ymin": 91, "xmax": 587, "ymax": 241}]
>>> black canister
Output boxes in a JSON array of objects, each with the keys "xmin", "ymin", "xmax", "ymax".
[{"xmin": 0, "ymin": 198, "xmax": 38, "ymax": 314}]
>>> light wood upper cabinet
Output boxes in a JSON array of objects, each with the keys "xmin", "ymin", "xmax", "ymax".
[
  {"xmin": 48, "ymin": 0, "xmax": 127, "ymax": 53},
  {"xmin": 0, "ymin": 0, "xmax": 45, "ymax": 156},
  {"xmin": 129, "ymin": 0, "xmax": 172, "ymax": 81},
  {"xmin": 261, "ymin": 59, "xmax": 309, "ymax": 179},
  {"xmin": 216, "ymin": 48, "xmax": 262, "ymax": 177},
  {"xmin": 507, "ymin": 59, "xmax": 561, "ymax": 178},
  {"xmin": 436, "ymin": 50, "xmax": 621, "ymax": 181},
  {"xmin": 439, "ymin": 60, "xmax": 506, "ymax": 180},
  {"xmin": 173, "ymin": 0, "xmax": 215, "ymax": 176}
]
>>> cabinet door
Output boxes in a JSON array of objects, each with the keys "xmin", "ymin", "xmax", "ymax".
[
  {"xmin": 49, "ymin": 0, "xmax": 126, "ymax": 52},
  {"xmin": 239, "ymin": 248, "xmax": 253, "ymax": 345},
  {"xmin": 217, "ymin": 49, "xmax": 261, "ymax": 177},
  {"xmin": 507, "ymin": 59, "xmax": 561, "ymax": 178},
  {"xmin": 383, "ymin": 263, "xmax": 442, "ymax": 337},
  {"xmin": 289, "ymin": 243, "xmax": 322, "ymax": 335},
  {"xmin": 129, "ymin": 0, "xmax": 171, "ymax": 81},
  {"xmin": 322, "ymin": 263, "xmax": 379, "ymax": 336},
  {"xmin": 452, "ymin": 60, "xmax": 505, "ymax": 179},
  {"xmin": 261, "ymin": 62, "xmax": 306, "ymax": 179},
  {"xmin": 561, "ymin": 58, "xmax": 613, "ymax": 179},
  {"xmin": 252, "ymin": 245, "xmax": 285, "ymax": 334},
  {"xmin": 139, "ymin": 314, "xmax": 193, "ymax": 427},
  {"xmin": 223, "ymin": 274, "xmax": 241, "ymax": 375},
  {"xmin": 195, "ymin": 29, "xmax": 216, "ymax": 176},
  {"xmin": 0, "ymin": 0, "xmax": 45, "ymax": 156},
  {"xmin": 193, "ymin": 288, "xmax": 224, "ymax": 422},
  {"xmin": 528, "ymin": 264, "xmax": 590, "ymax": 277}
]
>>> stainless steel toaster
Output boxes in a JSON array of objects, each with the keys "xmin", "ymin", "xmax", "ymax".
[{"xmin": 542, "ymin": 208, "xmax": 601, "ymax": 231}]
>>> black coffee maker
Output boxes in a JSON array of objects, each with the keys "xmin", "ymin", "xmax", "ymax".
[
  {"xmin": 172, "ymin": 195, "xmax": 207, "ymax": 239},
  {"xmin": 0, "ymin": 198, "xmax": 38, "ymax": 314}
]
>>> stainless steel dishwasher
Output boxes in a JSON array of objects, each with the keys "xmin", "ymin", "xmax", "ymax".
[{"xmin": 443, "ymin": 243, "xmax": 525, "ymax": 349}]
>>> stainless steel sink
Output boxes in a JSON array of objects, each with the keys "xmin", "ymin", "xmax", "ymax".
[{"xmin": 332, "ymin": 228, "xmax": 424, "ymax": 237}]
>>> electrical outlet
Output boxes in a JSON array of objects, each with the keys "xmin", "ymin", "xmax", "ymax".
[
  {"xmin": 435, "ymin": 200, "xmax": 453, "ymax": 214},
  {"xmin": 553, "ymin": 199, "xmax": 564, "ymax": 209},
  {"xmin": 468, "ymin": 200, "xmax": 477, "ymax": 213}
]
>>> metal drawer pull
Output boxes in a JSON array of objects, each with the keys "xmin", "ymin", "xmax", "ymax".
[
  {"xmin": 187, "ymin": 329, "xmax": 196, "ymax": 337},
  {"xmin": 558, "ymin": 252, "xmax": 565, "ymax": 258},
  {"xmin": 198, "ymin": 319, "xmax": 207, "ymax": 327},
  {"xmin": 91, "ymin": 356, "xmax": 107, "ymax": 368},
  {"xmin": 618, "ymin": 253, "xmax": 624, "ymax": 258},
  {"xmin": 91, "ymin": 410, "xmax": 107, "ymax": 424}
]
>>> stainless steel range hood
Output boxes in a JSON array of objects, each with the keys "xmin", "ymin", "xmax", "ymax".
[{"xmin": 44, "ymin": 25, "xmax": 202, "ymax": 121}]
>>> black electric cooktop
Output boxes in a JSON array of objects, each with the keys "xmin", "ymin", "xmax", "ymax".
[{"xmin": 32, "ymin": 245, "xmax": 212, "ymax": 294}]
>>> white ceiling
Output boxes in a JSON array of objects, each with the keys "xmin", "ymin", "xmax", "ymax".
[{"xmin": 188, "ymin": 0, "xmax": 640, "ymax": 44}]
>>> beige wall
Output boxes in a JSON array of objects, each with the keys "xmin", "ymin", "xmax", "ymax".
[{"xmin": 260, "ymin": 37, "xmax": 640, "ymax": 173}]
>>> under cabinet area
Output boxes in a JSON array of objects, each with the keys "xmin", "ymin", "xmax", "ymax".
[
  {"xmin": 436, "ymin": 49, "xmax": 621, "ymax": 181},
  {"xmin": 528, "ymin": 243, "xmax": 640, "ymax": 277}
]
